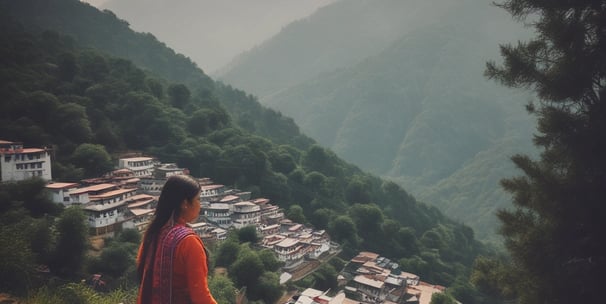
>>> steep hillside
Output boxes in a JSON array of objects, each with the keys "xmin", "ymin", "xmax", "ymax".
[
  {"xmin": 1, "ymin": 0, "xmax": 491, "ymax": 292},
  {"xmin": 0, "ymin": 0, "xmax": 315, "ymax": 150},
  {"xmin": 219, "ymin": 0, "xmax": 537, "ymax": 241}
]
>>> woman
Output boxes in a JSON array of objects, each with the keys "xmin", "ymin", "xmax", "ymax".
[{"xmin": 137, "ymin": 175, "xmax": 217, "ymax": 304}]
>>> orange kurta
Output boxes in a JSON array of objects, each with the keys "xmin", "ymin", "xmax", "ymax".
[
  {"xmin": 172, "ymin": 234, "xmax": 217, "ymax": 304},
  {"xmin": 137, "ymin": 226, "xmax": 217, "ymax": 304}
]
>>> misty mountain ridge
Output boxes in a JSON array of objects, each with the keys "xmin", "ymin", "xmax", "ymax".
[
  {"xmin": 217, "ymin": 0, "xmax": 460, "ymax": 98},
  {"xmin": 100, "ymin": 0, "xmax": 336, "ymax": 73},
  {"xmin": 218, "ymin": 0, "xmax": 538, "ymax": 242}
]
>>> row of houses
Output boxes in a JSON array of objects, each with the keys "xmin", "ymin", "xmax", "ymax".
[
  {"xmin": 287, "ymin": 251, "xmax": 448, "ymax": 304},
  {"xmin": 2, "ymin": 140, "xmax": 451, "ymax": 300},
  {"xmin": 44, "ymin": 157, "xmax": 169, "ymax": 235},
  {"xmin": 0, "ymin": 140, "xmax": 334, "ymax": 273},
  {"xmin": 197, "ymin": 184, "xmax": 337, "ymax": 268},
  {"xmin": 0, "ymin": 140, "xmax": 164, "ymax": 184}
]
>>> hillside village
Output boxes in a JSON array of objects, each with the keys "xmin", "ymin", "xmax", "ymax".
[{"xmin": 1, "ymin": 139, "xmax": 450, "ymax": 304}]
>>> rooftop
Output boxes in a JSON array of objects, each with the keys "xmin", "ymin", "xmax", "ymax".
[
  {"xmin": 129, "ymin": 208, "xmax": 154, "ymax": 216},
  {"xmin": 120, "ymin": 157, "xmax": 153, "ymax": 162},
  {"xmin": 353, "ymin": 275, "xmax": 384, "ymax": 289},
  {"xmin": 201, "ymin": 184, "xmax": 224, "ymax": 191},
  {"xmin": 276, "ymin": 237, "xmax": 299, "ymax": 248},
  {"xmin": 45, "ymin": 182, "xmax": 79, "ymax": 190},
  {"xmin": 219, "ymin": 195, "xmax": 240, "ymax": 202},
  {"xmin": 89, "ymin": 188, "xmax": 137, "ymax": 200},
  {"xmin": 69, "ymin": 183, "xmax": 117, "ymax": 195},
  {"xmin": 1, "ymin": 148, "xmax": 46, "ymax": 154}
]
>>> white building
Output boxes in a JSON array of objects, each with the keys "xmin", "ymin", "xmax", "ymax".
[
  {"xmin": 274, "ymin": 237, "xmax": 305, "ymax": 262},
  {"xmin": 205, "ymin": 203, "xmax": 232, "ymax": 228},
  {"xmin": 45, "ymin": 182, "xmax": 80, "ymax": 205},
  {"xmin": 352, "ymin": 275, "xmax": 386, "ymax": 301},
  {"xmin": 66, "ymin": 183, "xmax": 118, "ymax": 206},
  {"xmin": 138, "ymin": 163, "xmax": 189, "ymax": 195},
  {"xmin": 118, "ymin": 157, "xmax": 155, "ymax": 177},
  {"xmin": 124, "ymin": 208, "xmax": 154, "ymax": 232},
  {"xmin": 259, "ymin": 224, "xmax": 280, "ymax": 236},
  {"xmin": 232, "ymin": 201, "xmax": 261, "ymax": 229},
  {"xmin": 84, "ymin": 187, "xmax": 137, "ymax": 235},
  {"xmin": 255, "ymin": 199, "xmax": 285, "ymax": 225},
  {"xmin": 200, "ymin": 184, "xmax": 225, "ymax": 201},
  {"xmin": 1, "ymin": 140, "xmax": 52, "ymax": 182},
  {"xmin": 154, "ymin": 163, "xmax": 187, "ymax": 178}
]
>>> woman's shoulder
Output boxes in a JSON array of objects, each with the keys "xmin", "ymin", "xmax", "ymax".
[{"xmin": 161, "ymin": 224, "xmax": 196, "ymax": 243}]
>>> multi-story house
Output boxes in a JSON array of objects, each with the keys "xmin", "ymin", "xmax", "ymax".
[
  {"xmin": 351, "ymin": 275, "xmax": 386, "ymax": 302},
  {"xmin": 204, "ymin": 203, "xmax": 232, "ymax": 228},
  {"xmin": 154, "ymin": 163, "xmax": 188, "ymax": 178},
  {"xmin": 274, "ymin": 237, "xmax": 306, "ymax": 263},
  {"xmin": 258, "ymin": 224, "xmax": 280, "ymax": 236},
  {"xmin": 232, "ymin": 201, "xmax": 261, "ymax": 229},
  {"xmin": 85, "ymin": 187, "xmax": 138, "ymax": 235},
  {"xmin": 138, "ymin": 163, "xmax": 189, "ymax": 195},
  {"xmin": 200, "ymin": 184, "xmax": 226, "ymax": 201},
  {"xmin": 189, "ymin": 222, "xmax": 227, "ymax": 246},
  {"xmin": 81, "ymin": 168, "xmax": 140, "ymax": 189},
  {"xmin": 219, "ymin": 194, "xmax": 241, "ymax": 208},
  {"xmin": 341, "ymin": 251, "xmax": 444, "ymax": 304},
  {"xmin": 255, "ymin": 199, "xmax": 284, "ymax": 225},
  {"xmin": 45, "ymin": 182, "xmax": 80, "ymax": 205},
  {"xmin": 261, "ymin": 234, "xmax": 286, "ymax": 249},
  {"xmin": 64, "ymin": 183, "xmax": 118, "ymax": 206},
  {"xmin": 0, "ymin": 140, "xmax": 52, "ymax": 182},
  {"xmin": 124, "ymin": 208, "xmax": 154, "ymax": 232},
  {"xmin": 118, "ymin": 156, "xmax": 155, "ymax": 177}
]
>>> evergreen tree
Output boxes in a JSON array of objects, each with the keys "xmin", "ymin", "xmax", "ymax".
[{"xmin": 485, "ymin": 1, "xmax": 606, "ymax": 303}]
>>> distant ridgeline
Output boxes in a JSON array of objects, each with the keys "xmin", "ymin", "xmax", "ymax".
[
  {"xmin": 215, "ymin": 0, "xmax": 537, "ymax": 243},
  {"xmin": 1, "ymin": 0, "xmax": 493, "ymax": 297}
]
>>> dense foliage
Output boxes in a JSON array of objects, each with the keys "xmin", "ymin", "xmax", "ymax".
[
  {"xmin": 471, "ymin": 0, "xmax": 606, "ymax": 303},
  {"xmin": 0, "ymin": 179, "xmax": 88, "ymax": 294},
  {"xmin": 0, "ymin": 1, "xmax": 496, "ymax": 302}
]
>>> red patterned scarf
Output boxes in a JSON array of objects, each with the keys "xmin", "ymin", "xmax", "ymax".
[{"xmin": 140, "ymin": 224, "xmax": 195, "ymax": 303}]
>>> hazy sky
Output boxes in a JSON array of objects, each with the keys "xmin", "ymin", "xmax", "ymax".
[
  {"xmin": 81, "ymin": 0, "xmax": 108, "ymax": 7},
  {"xmin": 80, "ymin": 0, "xmax": 335, "ymax": 73}
]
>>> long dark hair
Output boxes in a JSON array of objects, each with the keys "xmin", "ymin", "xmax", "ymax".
[{"xmin": 137, "ymin": 174, "xmax": 201, "ymax": 279}]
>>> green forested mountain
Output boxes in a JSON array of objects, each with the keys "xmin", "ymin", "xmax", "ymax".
[
  {"xmin": 0, "ymin": 0, "xmax": 314, "ymax": 150},
  {"xmin": 1, "ymin": 0, "xmax": 492, "ymax": 301},
  {"xmin": 218, "ymin": 0, "xmax": 537, "ymax": 242}
]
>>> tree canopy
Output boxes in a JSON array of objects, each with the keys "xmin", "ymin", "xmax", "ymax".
[{"xmin": 480, "ymin": 0, "xmax": 606, "ymax": 303}]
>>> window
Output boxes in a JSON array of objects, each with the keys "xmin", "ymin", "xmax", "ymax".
[
  {"xmin": 37, "ymin": 163, "xmax": 42, "ymax": 168},
  {"xmin": 4, "ymin": 156, "xmax": 10, "ymax": 162}
]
